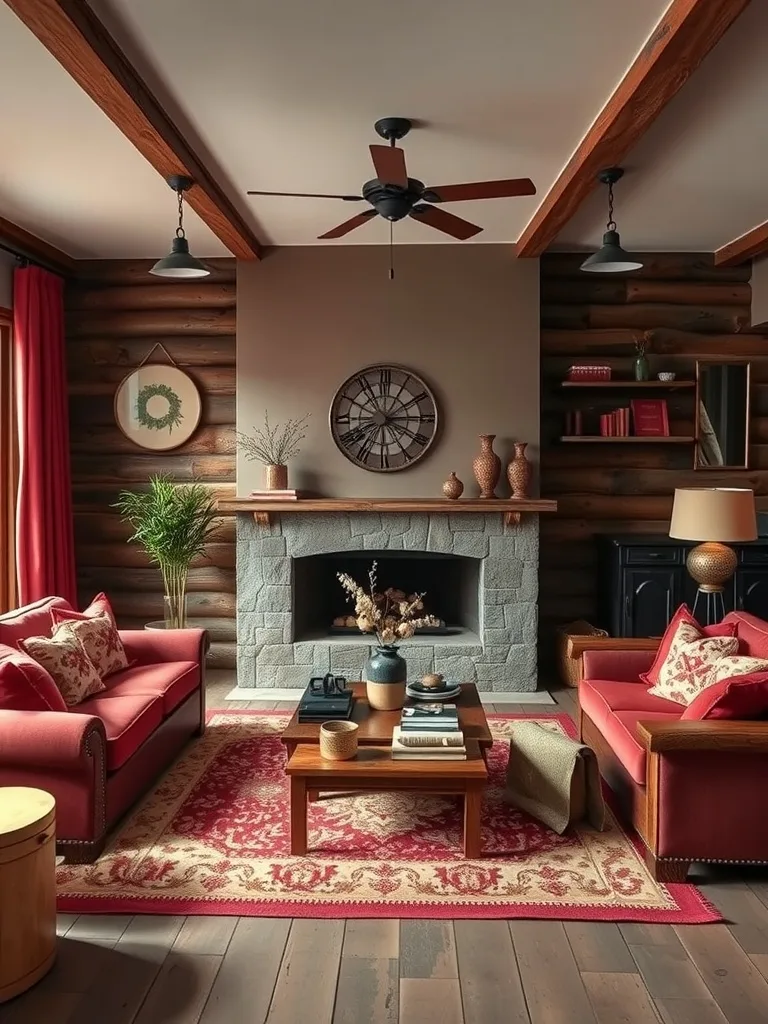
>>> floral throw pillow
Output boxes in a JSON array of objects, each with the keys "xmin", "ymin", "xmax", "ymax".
[
  {"xmin": 646, "ymin": 621, "xmax": 739, "ymax": 706},
  {"xmin": 19, "ymin": 631, "xmax": 104, "ymax": 707},
  {"xmin": 55, "ymin": 615, "xmax": 129, "ymax": 680}
]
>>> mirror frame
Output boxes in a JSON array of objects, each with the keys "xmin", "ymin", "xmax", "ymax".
[{"xmin": 694, "ymin": 358, "xmax": 751, "ymax": 470}]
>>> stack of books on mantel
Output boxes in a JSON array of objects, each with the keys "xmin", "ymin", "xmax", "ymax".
[
  {"xmin": 392, "ymin": 704, "xmax": 466, "ymax": 760},
  {"xmin": 249, "ymin": 489, "xmax": 301, "ymax": 501}
]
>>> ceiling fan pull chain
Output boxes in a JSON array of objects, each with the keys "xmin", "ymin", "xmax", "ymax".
[{"xmin": 389, "ymin": 221, "xmax": 395, "ymax": 280}]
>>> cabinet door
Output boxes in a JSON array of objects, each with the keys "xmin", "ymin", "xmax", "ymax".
[
  {"xmin": 736, "ymin": 571, "xmax": 768, "ymax": 620},
  {"xmin": 623, "ymin": 568, "xmax": 679, "ymax": 637}
]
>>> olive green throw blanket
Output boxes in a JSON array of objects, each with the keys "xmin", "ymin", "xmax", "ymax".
[{"xmin": 505, "ymin": 722, "xmax": 605, "ymax": 835}]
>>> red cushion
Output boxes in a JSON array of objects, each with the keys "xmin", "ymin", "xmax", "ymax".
[
  {"xmin": 600, "ymin": 710, "xmax": 682, "ymax": 785},
  {"xmin": 579, "ymin": 678, "xmax": 683, "ymax": 732},
  {"xmin": 77, "ymin": 692, "xmax": 163, "ymax": 771},
  {"xmin": 723, "ymin": 612, "xmax": 768, "ymax": 660},
  {"xmin": 99, "ymin": 661, "xmax": 200, "ymax": 717},
  {"xmin": 682, "ymin": 671, "xmax": 768, "ymax": 721},
  {"xmin": 51, "ymin": 592, "xmax": 117, "ymax": 630},
  {"xmin": 0, "ymin": 646, "xmax": 67, "ymax": 712},
  {"xmin": 0, "ymin": 597, "xmax": 72, "ymax": 648},
  {"xmin": 639, "ymin": 604, "xmax": 738, "ymax": 686}
]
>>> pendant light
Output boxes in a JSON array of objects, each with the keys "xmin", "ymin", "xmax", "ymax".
[
  {"xmin": 150, "ymin": 175, "xmax": 210, "ymax": 278},
  {"xmin": 580, "ymin": 167, "xmax": 642, "ymax": 274}
]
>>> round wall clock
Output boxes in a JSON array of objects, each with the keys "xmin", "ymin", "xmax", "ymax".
[
  {"xmin": 329, "ymin": 364, "xmax": 438, "ymax": 472},
  {"xmin": 114, "ymin": 364, "xmax": 202, "ymax": 451}
]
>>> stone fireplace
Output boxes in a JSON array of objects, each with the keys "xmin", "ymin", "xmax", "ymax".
[{"xmin": 235, "ymin": 509, "xmax": 540, "ymax": 691}]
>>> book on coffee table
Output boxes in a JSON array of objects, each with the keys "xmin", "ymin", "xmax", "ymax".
[
  {"xmin": 401, "ymin": 704, "xmax": 459, "ymax": 731},
  {"xmin": 392, "ymin": 726, "xmax": 466, "ymax": 760}
]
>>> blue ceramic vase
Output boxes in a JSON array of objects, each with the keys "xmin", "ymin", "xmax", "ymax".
[{"xmin": 364, "ymin": 645, "xmax": 407, "ymax": 710}]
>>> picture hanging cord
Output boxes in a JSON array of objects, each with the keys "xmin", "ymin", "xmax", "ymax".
[{"xmin": 137, "ymin": 342, "xmax": 178, "ymax": 368}]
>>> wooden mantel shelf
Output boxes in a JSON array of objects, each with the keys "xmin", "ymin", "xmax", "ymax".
[{"xmin": 217, "ymin": 496, "xmax": 558, "ymax": 527}]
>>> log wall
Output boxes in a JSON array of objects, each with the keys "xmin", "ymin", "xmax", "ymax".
[
  {"xmin": 539, "ymin": 252, "xmax": 766, "ymax": 660},
  {"xmin": 66, "ymin": 259, "xmax": 236, "ymax": 667}
]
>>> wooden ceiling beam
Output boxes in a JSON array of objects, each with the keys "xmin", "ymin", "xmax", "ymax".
[
  {"xmin": 714, "ymin": 220, "xmax": 768, "ymax": 266},
  {"xmin": 0, "ymin": 215, "xmax": 76, "ymax": 275},
  {"xmin": 515, "ymin": 0, "xmax": 751, "ymax": 258},
  {"xmin": 2, "ymin": 0, "xmax": 262, "ymax": 260}
]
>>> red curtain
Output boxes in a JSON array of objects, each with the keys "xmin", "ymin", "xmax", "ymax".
[{"xmin": 13, "ymin": 265, "xmax": 77, "ymax": 606}]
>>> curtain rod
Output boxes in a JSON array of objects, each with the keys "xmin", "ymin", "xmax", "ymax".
[{"xmin": 0, "ymin": 239, "xmax": 63, "ymax": 276}]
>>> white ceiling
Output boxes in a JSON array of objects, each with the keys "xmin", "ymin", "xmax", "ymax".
[{"xmin": 1, "ymin": 0, "xmax": 675, "ymax": 255}]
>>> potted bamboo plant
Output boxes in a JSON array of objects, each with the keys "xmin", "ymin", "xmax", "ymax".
[
  {"xmin": 114, "ymin": 475, "xmax": 219, "ymax": 629},
  {"xmin": 236, "ymin": 411, "xmax": 309, "ymax": 491}
]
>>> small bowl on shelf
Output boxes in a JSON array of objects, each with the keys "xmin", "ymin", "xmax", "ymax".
[{"xmin": 657, "ymin": 372, "xmax": 676, "ymax": 382}]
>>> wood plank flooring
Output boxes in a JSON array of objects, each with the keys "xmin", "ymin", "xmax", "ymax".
[{"xmin": 2, "ymin": 675, "xmax": 767, "ymax": 1024}]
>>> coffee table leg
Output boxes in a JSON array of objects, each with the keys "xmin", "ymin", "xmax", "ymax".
[
  {"xmin": 463, "ymin": 785, "xmax": 483, "ymax": 859},
  {"xmin": 308, "ymin": 789, "xmax": 319, "ymax": 803},
  {"xmin": 290, "ymin": 776, "xmax": 308, "ymax": 855}
]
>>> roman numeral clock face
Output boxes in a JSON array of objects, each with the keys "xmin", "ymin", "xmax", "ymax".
[{"xmin": 330, "ymin": 365, "xmax": 439, "ymax": 472}]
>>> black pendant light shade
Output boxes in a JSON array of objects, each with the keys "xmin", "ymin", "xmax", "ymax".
[
  {"xmin": 580, "ymin": 168, "xmax": 642, "ymax": 274},
  {"xmin": 150, "ymin": 175, "xmax": 210, "ymax": 279}
]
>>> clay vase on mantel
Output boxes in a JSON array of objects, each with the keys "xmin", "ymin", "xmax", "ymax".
[
  {"xmin": 264, "ymin": 463, "xmax": 288, "ymax": 491},
  {"xmin": 507, "ymin": 442, "xmax": 532, "ymax": 499},
  {"xmin": 442, "ymin": 472, "xmax": 464, "ymax": 500},
  {"xmin": 472, "ymin": 434, "xmax": 501, "ymax": 499}
]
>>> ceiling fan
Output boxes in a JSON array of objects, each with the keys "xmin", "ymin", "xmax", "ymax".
[{"xmin": 246, "ymin": 117, "xmax": 536, "ymax": 241}]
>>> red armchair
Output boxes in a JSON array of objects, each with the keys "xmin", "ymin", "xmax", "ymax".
[
  {"xmin": 0, "ymin": 597, "xmax": 208, "ymax": 862},
  {"xmin": 576, "ymin": 612, "xmax": 768, "ymax": 882}
]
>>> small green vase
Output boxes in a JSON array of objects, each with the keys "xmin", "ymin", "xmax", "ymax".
[
  {"xmin": 633, "ymin": 355, "xmax": 650, "ymax": 381},
  {"xmin": 364, "ymin": 645, "xmax": 407, "ymax": 711}
]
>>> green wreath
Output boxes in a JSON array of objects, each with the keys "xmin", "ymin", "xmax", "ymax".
[{"xmin": 135, "ymin": 383, "xmax": 184, "ymax": 433}]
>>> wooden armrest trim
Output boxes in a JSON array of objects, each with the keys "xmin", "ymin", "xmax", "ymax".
[
  {"xmin": 566, "ymin": 636, "xmax": 660, "ymax": 658},
  {"xmin": 637, "ymin": 719, "xmax": 768, "ymax": 753}
]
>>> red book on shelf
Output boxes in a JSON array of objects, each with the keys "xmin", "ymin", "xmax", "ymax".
[
  {"xmin": 631, "ymin": 399, "xmax": 670, "ymax": 437},
  {"xmin": 599, "ymin": 414, "xmax": 609, "ymax": 437}
]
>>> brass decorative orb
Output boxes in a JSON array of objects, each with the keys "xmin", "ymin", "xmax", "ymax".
[{"xmin": 686, "ymin": 542, "xmax": 738, "ymax": 593}]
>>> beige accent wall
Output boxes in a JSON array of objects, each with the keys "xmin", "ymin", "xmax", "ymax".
[
  {"xmin": 752, "ymin": 256, "xmax": 768, "ymax": 327},
  {"xmin": 237, "ymin": 245, "xmax": 539, "ymax": 498}
]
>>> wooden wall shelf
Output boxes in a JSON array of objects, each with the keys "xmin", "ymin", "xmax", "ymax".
[
  {"xmin": 560, "ymin": 380, "xmax": 695, "ymax": 389},
  {"xmin": 217, "ymin": 496, "xmax": 558, "ymax": 527},
  {"xmin": 559, "ymin": 436, "xmax": 694, "ymax": 444}
]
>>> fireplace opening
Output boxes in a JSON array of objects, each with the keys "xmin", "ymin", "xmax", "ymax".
[{"xmin": 293, "ymin": 550, "xmax": 481, "ymax": 644}]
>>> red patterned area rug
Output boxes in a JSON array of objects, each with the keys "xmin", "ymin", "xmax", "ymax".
[{"xmin": 56, "ymin": 711, "xmax": 719, "ymax": 922}]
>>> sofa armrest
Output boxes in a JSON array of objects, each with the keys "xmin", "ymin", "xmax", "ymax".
[
  {"xmin": 582, "ymin": 648, "xmax": 657, "ymax": 682},
  {"xmin": 567, "ymin": 636, "xmax": 660, "ymax": 659},
  {"xmin": 0, "ymin": 710, "xmax": 106, "ymax": 769},
  {"xmin": 119, "ymin": 628, "xmax": 209, "ymax": 666},
  {"xmin": 637, "ymin": 719, "xmax": 768, "ymax": 753}
]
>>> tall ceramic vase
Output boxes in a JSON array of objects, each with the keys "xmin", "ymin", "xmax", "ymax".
[
  {"xmin": 472, "ymin": 434, "xmax": 501, "ymax": 499},
  {"xmin": 364, "ymin": 645, "xmax": 407, "ymax": 711},
  {"xmin": 507, "ymin": 442, "xmax": 532, "ymax": 499}
]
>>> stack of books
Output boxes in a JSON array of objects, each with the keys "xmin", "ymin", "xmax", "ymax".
[
  {"xmin": 297, "ymin": 685, "xmax": 353, "ymax": 722},
  {"xmin": 599, "ymin": 407, "xmax": 630, "ymax": 436},
  {"xmin": 248, "ymin": 489, "xmax": 301, "ymax": 501},
  {"xmin": 392, "ymin": 703, "xmax": 466, "ymax": 760}
]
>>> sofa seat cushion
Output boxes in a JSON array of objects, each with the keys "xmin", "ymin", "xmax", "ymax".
[
  {"xmin": 100, "ymin": 661, "xmax": 200, "ymax": 717},
  {"xmin": 579, "ymin": 679, "xmax": 683, "ymax": 733},
  {"xmin": 78, "ymin": 692, "xmax": 164, "ymax": 771},
  {"xmin": 0, "ymin": 646, "xmax": 67, "ymax": 712},
  {"xmin": 601, "ymin": 710, "xmax": 682, "ymax": 785}
]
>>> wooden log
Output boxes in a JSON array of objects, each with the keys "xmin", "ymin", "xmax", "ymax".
[
  {"xmin": 67, "ymin": 283, "xmax": 236, "ymax": 311},
  {"xmin": 625, "ymin": 281, "xmax": 751, "ymax": 306},
  {"xmin": 538, "ymin": 594, "xmax": 598, "ymax": 621},
  {"xmin": 77, "ymin": 566, "xmax": 235, "ymax": 593},
  {"xmin": 541, "ymin": 328, "xmax": 768, "ymax": 356},
  {"xmin": 68, "ymin": 365, "xmax": 235, "ymax": 396},
  {"xmin": 541, "ymin": 304, "xmax": 750, "ymax": 333},
  {"xmin": 207, "ymin": 641, "xmax": 236, "ymax": 670},
  {"xmin": 76, "ymin": 541, "xmax": 235, "ymax": 570},
  {"xmin": 73, "ymin": 512, "xmax": 234, "ymax": 544},
  {"xmin": 541, "ymin": 446, "xmax": 691, "ymax": 470},
  {"xmin": 69, "ymin": 392, "xmax": 235, "ymax": 426},
  {"xmin": 557, "ymin": 493, "xmax": 768, "ymax": 519},
  {"xmin": 72, "ymin": 258, "xmax": 236, "ymax": 287},
  {"xmin": 67, "ymin": 336, "xmax": 235, "ymax": 368},
  {"xmin": 118, "ymin": 616, "xmax": 236, "ymax": 641},
  {"xmin": 544, "ymin": 468, "xmax": 768, "ymax": 497},
  {"xmin": 72, "ymin": 482, "xmax": 235, "ymax": 512},
  {"xmin": 540, "ymin": 519, "xmax": 672, "ymax": 542},
  {"xmin": 540, "ymin": 279, "xmax": 627, "ymax": 305},
  {"xmin": 66, "ymin": 308, "xmax": 236, "ymax": 338},
  {"xmin": 94, "ymin": 590, "xmax": 236, "ymax": 619},
  {"xmin": 70, "ymin": 423, "xmax": 235, "ymax": 456},
  {"xmin": 541, "ymin": 252, "xmax": 752, "ymax": 282},
  {"xmin": 71, "ymin": 453, "xmax": 235, "ymax": 483},
  {"xmin": 539, "ymin": 568, "xmax": 596, "ymax": 598}
]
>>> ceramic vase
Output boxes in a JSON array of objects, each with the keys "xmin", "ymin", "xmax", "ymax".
[
  {"xmin": 264, "ymin": 464, "xmax": 288, "ymax": 490},
  {"xmin": 633, "ymin": 355, "xmax": 650, "ymax": 382},
  {"xmin": 472, "ymin": 434, "xmax": 501, "ymax": 499},
  {"xmin": 442, "ymin": 472, "xmax": 464, "ymax": 500},
  {"xmin": 364, "ymin": 645, "xmax": 407, "ymax": 711},
  {"xmin": 507, "ymin": 442, "xmax": 532, "ymax": 499}
]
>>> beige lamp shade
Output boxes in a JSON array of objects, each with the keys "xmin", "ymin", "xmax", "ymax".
[{"xmin": 669, "ymin": 488, "xmax": 757, "ymax": 543}]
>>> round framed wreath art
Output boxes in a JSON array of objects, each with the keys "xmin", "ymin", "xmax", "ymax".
[{"xmin": 114, "ymin": 364, "xmax": 202, "ymax": 451}]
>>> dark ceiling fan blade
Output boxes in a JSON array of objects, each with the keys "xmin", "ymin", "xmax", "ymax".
[
  {"xmin": 424, "ymin": 178, "xmax": 536, "ymax": 202},
  {"xmin": 318, "ymin": 209, "xmax": 378, "ymax": 240},
  {"xmin": 369, "ymin": 144, "xmax": 408, "ymax": 187},
  {"xmin": 410, "ymin": 205, "xmax": 482, "ymax": 240},
  {"xmin": 247, "ymin": 190, "xmax": 363, "ymax": 201}
]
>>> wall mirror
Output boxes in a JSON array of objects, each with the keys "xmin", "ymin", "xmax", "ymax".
[{"xmin": 694, "ymin": 360, "xmax": 751, "ymax": 469}]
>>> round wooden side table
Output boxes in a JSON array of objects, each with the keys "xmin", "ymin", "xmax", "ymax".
[{"xmin": 0, "ymin": 788, "xmax": 57, "ymax": 1003}]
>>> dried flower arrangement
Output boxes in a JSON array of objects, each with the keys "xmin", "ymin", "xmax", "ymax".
[
  {"xmin": 633, "ymin": 331, "xmax": 653, "ymax": 357},
  {"xmin": 236, "ymin": 412, "xmax": 310, "ymax": 466},
  {"xmin": 337, "ymin": 561, "xmax": 440, "ymax": 646}
]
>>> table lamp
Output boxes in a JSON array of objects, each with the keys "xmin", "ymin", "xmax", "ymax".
[{"xmin": 669, "ymin": 487, "xmax": 757, "ymax": 623}]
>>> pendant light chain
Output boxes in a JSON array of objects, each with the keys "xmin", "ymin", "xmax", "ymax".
[
  {"xmin": 176, "ymin": 186, "xmax": 187, "ymax": 239},
  {"xmin": 606, "ymin": 181, "xmax": 616, "ymax": 231}
]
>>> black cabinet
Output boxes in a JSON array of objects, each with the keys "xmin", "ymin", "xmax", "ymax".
[{"xmin": 598, "ymin": 536, "xmax": 768, "ymax": 636}]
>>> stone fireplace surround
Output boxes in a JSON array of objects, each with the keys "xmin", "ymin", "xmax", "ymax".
[{"xmin": 235, "ymin": 509, "xmax": 540, "ymax": 692}]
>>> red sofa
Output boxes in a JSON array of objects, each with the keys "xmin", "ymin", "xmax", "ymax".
[
  {"xmin": 0, "ymin": 597, "xmax": 207, "ymax": 862},
  {"xmin": 577, "ymin": 610, "xmax": 768, "ymax": 882}
]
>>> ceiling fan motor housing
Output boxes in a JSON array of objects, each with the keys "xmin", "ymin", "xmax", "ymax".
[{"xmin": 362, "ymin": 178, "xmax": 426, "ymax": 221}]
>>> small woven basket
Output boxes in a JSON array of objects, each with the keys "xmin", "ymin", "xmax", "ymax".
[{"xmin": 319, "ymin": 721, "xmax": 359, "ymax": 761}]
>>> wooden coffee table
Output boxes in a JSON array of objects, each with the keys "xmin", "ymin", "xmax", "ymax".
[
  {"xmin": 285, "ymin": 741, "xmax": 488, "ymax": 858},
  {"xmin": 280, "ymin": 682, "xmax": 493, "ymax": 757}
]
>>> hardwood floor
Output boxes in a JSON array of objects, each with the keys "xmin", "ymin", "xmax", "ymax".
[{"xmin": 3, "ymin": 676, "xmax": 768, "ymax": 1024}]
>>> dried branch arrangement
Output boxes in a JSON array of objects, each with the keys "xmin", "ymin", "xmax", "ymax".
[
  {"xmin": 337, "ymin": 560, "xmax": 440, "ymax": 646},
  {"xmin": 236, "ymin": 412, "xmax": 310, "ymax": 465}
]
